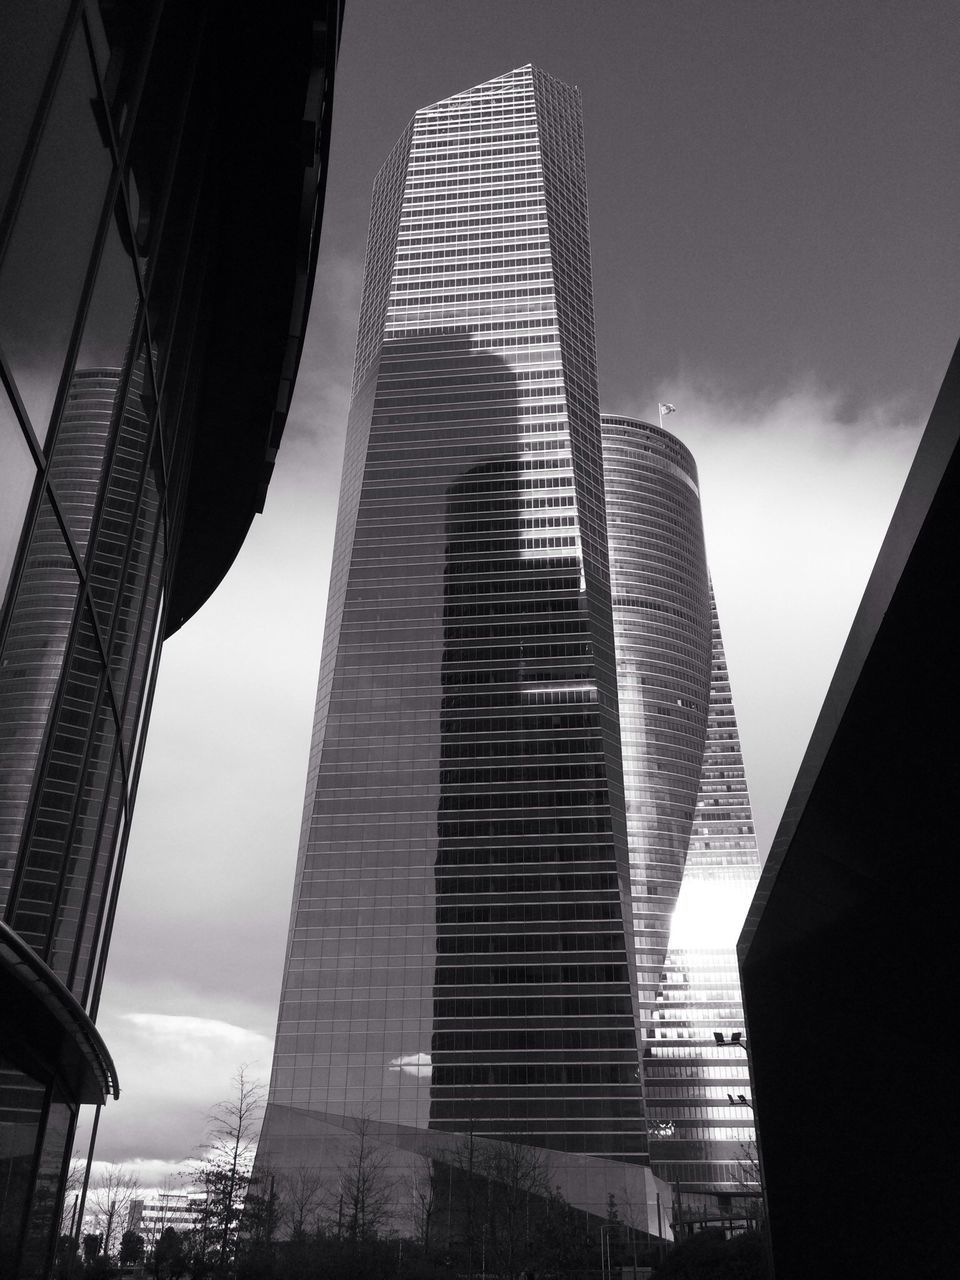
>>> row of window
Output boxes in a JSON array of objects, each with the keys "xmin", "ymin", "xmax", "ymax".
[{"xmin": 434, "ymin": 963, "xmax": 629, "ymax": 986}]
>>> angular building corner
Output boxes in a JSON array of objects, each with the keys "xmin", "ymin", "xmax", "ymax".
[
  {"xmin": 0, "ymin": 3, "xmax": 344, "ymax": 1275},
  {"xmin": 738, "ymin": 339, "xmax": 960, "ymax": 1278},
  {"xmin": 253, "ymin": 65, "xmax": 669, "ymax": 1243}
]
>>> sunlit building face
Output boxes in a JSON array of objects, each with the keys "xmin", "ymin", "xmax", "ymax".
[
  {"xmin": 255, "ymin": 65, "xmax": 662, "ymax": 1227},
  {"xmin": 601, "ymin": 415, "xmax": 761, "ymax": 1196}
]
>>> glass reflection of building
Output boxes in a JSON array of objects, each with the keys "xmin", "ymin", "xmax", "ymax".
[
  {"xmin": 256, "ymin": 67, "xmax": 670, "ymax": 1234},
  {"xmin": 0, "ymin": 3, "xmax": 344, "ymax": 1275},
  {"xmin": 601, "ymin": 416, "xmax": 760, "ymax": 1197}
]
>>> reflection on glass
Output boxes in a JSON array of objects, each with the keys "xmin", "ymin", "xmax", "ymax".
[
  {"xmin": 256, "ymin": 66, "xmax": 649, "ymax": 1233},
  {"xmin": 47, "ymin": 370, "xmax": 121, "ymax": 559},
  {"xmin": 76, "ymin": 207, "xmax": 140, "ymax": 370},
  {"xmin": 0, "ymin": 495, "xmax": 79, "ymax": 913},
  {"xmin": 88, "ymin": 348, "xmax": 156, "ymax": 633},
  {"xmin": 0, "ymin": 384, "xmax": 38, "ymax": 610},
  {"xmin": 47, "ymin": 204, "xmax": 140, "ymax": 555},
  {"xmin": 0, "ymin": 1, "xmax": 72, "ymax": 214},
  {"xmin": 0, "ymin": 23, "xmax": 113, "ymax": 442},
  {"xmin": 0, "ymin": 1051, "xmax": 48, "ymax": 1276},
  {"xmin": 17, "ymin": 1092, "xmax": 74, "ymax": 1277}
]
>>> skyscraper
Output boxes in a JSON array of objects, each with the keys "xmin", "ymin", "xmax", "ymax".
[
  {"xmin": 602, "ymin": 417, "xmax": 760, "ymax": 1199},
  {"xmin": 0, "ymin": 3, "xmax": 343, "ymax": 1274},
  {"xmin": 256, "ymin": 65, "xmax": 668, "ymax": 1233}
]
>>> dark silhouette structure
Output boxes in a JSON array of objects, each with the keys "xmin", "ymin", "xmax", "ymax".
[
  {"xmin": 0, "ymin": 3, "xmax": 344, "ymax": 1274},
  {"xmin": 739, "ymin": 338, "xmax": 960, "ymax": 1279}
]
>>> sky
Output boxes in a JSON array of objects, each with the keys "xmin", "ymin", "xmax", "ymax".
[{"xmin": 80, "ymin": 0, "xmax": 959, "ymax": 1188}]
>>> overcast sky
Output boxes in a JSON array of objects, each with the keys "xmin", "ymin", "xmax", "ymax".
[{"xmin": 81, "ymin": 0, "xmax": 958, "ymax": 1187}]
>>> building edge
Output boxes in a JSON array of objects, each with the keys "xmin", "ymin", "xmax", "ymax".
[{"xmin": 737, "ymin": 338, "xmax": 960, "ymax": 1277}]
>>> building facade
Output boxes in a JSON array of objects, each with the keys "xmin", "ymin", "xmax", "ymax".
[
  {"xmin": 601, "ymin": 418, "xmax": 759, "ymax": 1198},
  {"xmin": 255, "ymin": 66, "xmax": 669, "ymax": 1235},
  {"xmin": 0, "ymin": 3, "xmax": 343, "ymax": 1274},
  {"xmin": 739, "ymin": 340, "xmax": 960, "ymax": 1278}
]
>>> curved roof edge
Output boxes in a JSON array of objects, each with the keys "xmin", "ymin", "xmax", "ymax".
[
  {"xmin": 0, "ymin": 921, "xmax": 119, "ymax": 1104},
  {"xmin": 165, "ymin": 0, "xmax": 345, "ymax": 636}
]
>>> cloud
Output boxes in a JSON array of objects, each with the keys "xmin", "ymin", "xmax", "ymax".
[
  {"xmin": 388, "ymin": 1052, "xmax": 432, "ymax": 1079},
  {"xmin": 77, "ymin": 1013, "xmax": 271, "ymax": 1172}
]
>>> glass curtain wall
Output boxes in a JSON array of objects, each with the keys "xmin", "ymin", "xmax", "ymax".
[
  {"xmin": 256, "ymin": 66, "xmax": 647, "ymax": 1228},
  {"xmin": 601, "ymin": 416, "xmax": 760, "ymax": 1197},
  {"xmin": 1, "ymin": 5, "xmax": 214, "ymax": 1273}
]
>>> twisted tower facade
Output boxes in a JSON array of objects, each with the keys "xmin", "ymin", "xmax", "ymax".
[{"xmin": 601, "ymin": 416, "xmax": 760, "ymax": 1197}]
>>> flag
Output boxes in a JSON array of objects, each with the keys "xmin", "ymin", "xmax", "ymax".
[{"xmin": 659, "ymin": 402, "xmax": 677, "ymax": 416}]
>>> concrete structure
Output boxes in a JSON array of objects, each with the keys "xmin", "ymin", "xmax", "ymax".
[
  {"xmin": 0, "ymin": 3, "xmax": 344, "ymax": 1274},
  {"xmin": 739, "ymin": 338, "xmax": 960, "ymax": 1278}
]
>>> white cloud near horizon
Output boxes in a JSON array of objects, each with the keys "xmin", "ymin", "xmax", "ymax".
[{"xmin": 77, "ymin": 1012, "xmax": 271, "ymax": 1171}]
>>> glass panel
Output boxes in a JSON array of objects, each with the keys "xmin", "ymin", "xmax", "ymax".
[
  {"xmin": 0, "ymin": 495, "xmax": 79, "ymax": 914},
  {"xmin": 48, "ymin": 693, "xmax": 121, "ymax": 993},
  {"xmin": 48, "ymin": 205, "xmax": 140, "ymax": 557},
  {"xmin": 17, "ymin": 1091, "xmax": 73, "ymax": 1280},
  {"xmin": 0, "ymin": 0, "xmax": 72, "ymax": 215},
  {"xmin": 0, "ymin": 382, "xmax": 38, "ymax": 611},
  {"xmin": 0, "ymin": 1053, "xmax": 46, "ymax": 1279},
  {"xmin": 86, "ymin": 346, "xmax": 156, "ymax": 633},
  {"xmin": 9, "ymin": 603, "xmax": 106, "ymax": 965},
  {"xmin": 124, "ymin": 582, "xmax": 164, "ymax": 784},
  {"xmin": 124, "ymin": 0, "xmax": 203, "ymax": 271},
  {"xmin": 0, "ymin": 23, "xmax": 114, "ymax": 444},
  {"xmin": 90, "ymin": 1, "xmax": 157, "ymax": 141},
  {"xmin": 112, "ymin": 442, "xmax": 164, "ymax": 716},
  {"xmin": 71, "ymin": 754, "xmax": 124, "ymax": 1007}
]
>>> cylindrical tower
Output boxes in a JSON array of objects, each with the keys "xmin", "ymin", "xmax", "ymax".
[
  {"xmin": 600, "ymin": 415, "xmax": 712, "ymax": 1013},
  {"xmin": 601, "ymin": 415, "xmax": 761, "ymax": 1198}
]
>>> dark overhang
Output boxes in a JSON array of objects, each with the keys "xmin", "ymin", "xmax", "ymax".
[
  {"xmin": 164, "ymin": 0, "xmax": 345, "ymax": 635},
  {"xmin": 738, "ymin": 336, "xmax": 960, "ymax": 969},
  {"xmin": 736, "ymin": 337, "xmax": 960, "ymax": 1278},
  {"xmin": 0, "ymin": 921, "xmax": 119, "ymax": 1105}
]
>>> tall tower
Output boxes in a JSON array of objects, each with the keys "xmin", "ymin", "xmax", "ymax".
[
  {"xmin": 256, "ymin": 67, "xmax": 664, "ymax": 1229},
  {"xmin": 601, "ymin": 416, "xmax": 760, "ymax": 1199}
]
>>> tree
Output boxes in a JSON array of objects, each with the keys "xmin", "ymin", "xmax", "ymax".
[
  {"xmin": 119, "ymin": 1230, "xmax": 145, "ymax": 1265},
  {"xmin": 338, "ymin": 1116, "xmax": 395, "ymax": 1242},
  {"xmin": 276, "ymin": 1165, "xmax": 324, "ymax": 1240},
  {"xmin": 58, "ymin": 1152, "xmax": 87, "ymax": 1237},
  {"xmin": 153, "ymin": 1226, "xmax": 188, "ymax": 1279},
  {"xmin": 652, "ymin": 1226, "xmax": 770, "ymax": 1279},
  {"xmin": 408, "ymin": 1156, "xmax": 442, "ymax": 1255},
  {"xmin": 475, "ymin": 1140, "xmax": 552, "ymax": 1280},
  {"xmin": 52, "ymin": 1232, "xmax": 80, "ymax": 1279},
  {"xmin": 193, "ymin": 1065, "xmax": 265, "ymax": 1271},
  {"xmin": 88, "ymin": 1165, "xmax": 140, "ymax": 1258}
]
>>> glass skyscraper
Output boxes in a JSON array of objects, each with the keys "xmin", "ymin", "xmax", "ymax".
[
  {"xmin": 257, "ymin": 67, "xmax": 762, "ymax": 1237},
  {"xmin": 601, "ymin": 416, "xmax": 759, "ymax": 1198},
  {"xmin": 256, "ymin": 66, "xmax": 669, "ymax": 1233}
]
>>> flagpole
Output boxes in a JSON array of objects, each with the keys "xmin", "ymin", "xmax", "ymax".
[{"xmin": 658, "ymin": 402, "xmax": 663, "ymax": 431}]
